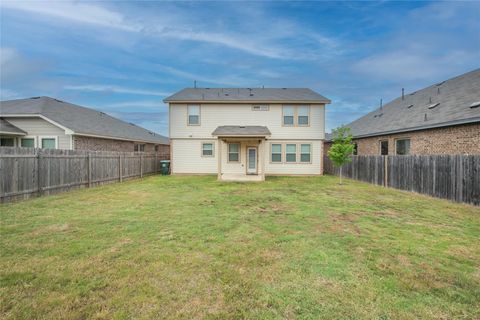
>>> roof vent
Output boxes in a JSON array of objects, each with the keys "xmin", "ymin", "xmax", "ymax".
[
  {"xmin": 282, "ymin": 88, "xmax": 287, "ymax": 90},
  {"xmin": 424, "ymin": 113, "xmax": 428, "ymax": 121},
  {"xmin": 225, "ymin": 93, "xmax": 229, "ymax": 96},
  {"xmin": 407, "ymin": 104, "xmax": 414, "ymax": 109},
  {"xmin": 436, "ymin": 81, "xmax": 445, "ymax": 86},
  {"xmin": 469, "ymin": 101, "xmax": 480, "ymax": 109},
  {"xmin": 54, "ymin": 99, "xmax": 64, "ymax": 103},
  {"xmin": 129, "ymin": 122, "xmax": 136, "ymax": 126},
  {"xmin": 427, "ymin": 102, "xmax": 440, "ymax": 109},
  {"xmin": 239, "ymin": 126, "xmax": 246, "ymax": 128},
  {"xmin": 31, "ymin": 96, "xmax": 41, "ymax": 99}
]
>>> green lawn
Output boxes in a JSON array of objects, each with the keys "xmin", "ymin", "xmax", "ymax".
[{"xmin": 1, "ymin": 175, "xmax": 479, "ymax": 319}]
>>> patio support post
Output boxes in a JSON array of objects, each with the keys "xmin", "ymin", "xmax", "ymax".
[{"xmin": 217, "ymin": 139, "xmax": 222, "ymax": 180}]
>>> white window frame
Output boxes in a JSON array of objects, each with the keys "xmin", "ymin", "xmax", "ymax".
[
  {"xmin": 282, "ymin": 106, "xmax": 295, "ymax": 126},
  {"xmin": 297, "ymin": 105, "xmax": 310, "ymax": 126},
  {"xmin": 285, "ymin": 144, "xmax": 297, "ymax": 163},
  {"xmin": 228, "ymin": 143, "xmax": 240, "ymax": 162},
  {"xmin": 270, "ymin": 143, "xmax": 282, "ymax": 163},
  {"xmin": 187, "ymin": 105, "xmax": 201, "ymax": 126},
  {"xmin": 39, "ymin": 136, "xmax": 58, "ymax": 149},
  {"xmin": 18, "ymin": 136, "xmax": 37, "ymax": 148},
  {"xmin": 0, "ymin": 136, "xmax": 16, "ymax": 147},
  {"xmin": 201, "ymin": 142, "xmax": 214, "ymax": 157},
  {"xmin": 300, "ymin": 143, "xmax": 312, "ymax": 163}
]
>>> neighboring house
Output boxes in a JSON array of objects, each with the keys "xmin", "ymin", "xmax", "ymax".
[
  {"xmin": 164, "ymin": 88, "xmax": 331, "ymax": 181},
  {"xmin": 0, "ymin": 96, "xmax": 170, "ymax": 156},
  {"xmin": 325, "ymin": 69, "xmax": 480, "ymax": 155}
]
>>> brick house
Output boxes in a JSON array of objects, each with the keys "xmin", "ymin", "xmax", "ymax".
[
  {"xmin": 0, "ymin": 96, "xmax": 169, "ymax": 157},
  {"xmin": 325, "ymin": 69, "xmax": 480, "ymax": 155}
]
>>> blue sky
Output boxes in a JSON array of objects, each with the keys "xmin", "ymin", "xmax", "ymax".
[{"xmin": 1, "ymin": 1, "xmax": 479, "ymax": 136}]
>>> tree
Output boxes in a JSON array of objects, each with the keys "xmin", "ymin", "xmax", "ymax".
[{"xmin": 327, "ymin": 126, "xmax": 355, "ymax": 184}]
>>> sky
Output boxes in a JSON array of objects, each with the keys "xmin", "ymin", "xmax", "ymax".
[{"xmin": 1, "ymin": 1, "xmax": 479, "ymax": 137}]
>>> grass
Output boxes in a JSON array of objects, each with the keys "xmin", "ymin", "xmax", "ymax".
[{"xmin": 1, "ymin": 175, "xmax": 479, "ymax": 319}]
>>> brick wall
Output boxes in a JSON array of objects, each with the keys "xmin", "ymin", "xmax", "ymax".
[
  {"xmin": 324, "ymin": 123, "xmax": 480, "ymax": 156},
  {"xmin": 73, "ymin": 135, "xmax": 170, "ymax": 158}
]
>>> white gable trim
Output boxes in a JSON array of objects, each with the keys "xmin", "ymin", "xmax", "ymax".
[{"xmin": 0, "ymin": 114, "xmax": 75, "ymax": 135}]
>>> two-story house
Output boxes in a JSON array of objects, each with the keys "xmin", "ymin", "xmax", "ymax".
[{"xmin": 164, "ymin": 88, "xmax": 331, "ymax": 181}]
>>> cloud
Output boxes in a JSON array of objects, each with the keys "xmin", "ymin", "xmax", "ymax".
[
  {"xmin": 64, "ymin": 85, "xmax": 170, "ymax": 96},
  {"xmin": 102, "ymin": 100, "xmax": 168, "ymax": 109}
]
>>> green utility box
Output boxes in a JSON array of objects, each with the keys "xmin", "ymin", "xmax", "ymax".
[{"xmin": 160, "ymin": 160, "xmax": 170, "ymax": 175}]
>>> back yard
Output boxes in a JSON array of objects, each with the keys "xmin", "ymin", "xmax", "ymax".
[{"xmin": 1, "ymin": 175, "xmax": 479, "ymax": 319}]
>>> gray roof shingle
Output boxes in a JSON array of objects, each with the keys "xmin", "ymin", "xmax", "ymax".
[
  {"xmin": 164, "ymin": 88, "xmax": 330, "ymax": 103},
  {"xmin": 340, "ymin": 69, "xmax": 480, "ymax": 139},
  {"xmin": 212, "ymin": 126, "xmax": 271, "ymax": 137},
  {"xmin": 0, "ymin": 118, "xmax": 27, "ymax": 135},
  {"xmin": 0, "ymin": 97, "xmax": 169, "ymax": 144}
]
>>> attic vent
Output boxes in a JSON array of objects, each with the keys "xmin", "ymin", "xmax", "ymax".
[
  {"xmin": 470, "ymin": 101, "xmax": 480, "ymax": 109},
  {"xmin": 54, "ymin": 99, "xmax": 64, "ymax": 103},
  {"xmin": 225, "ymin": 93, "xmax": 229, "ymax": 96},
  {"xmin": 129, "ymin": 122, "xmax": 136, "ymax": 126},
  {"xmin": 427, "ymin": 102, "xmax": 440, "ymax": 109},
  {"xmin": 252, "ymin": 104, "xmax": 269, "ymax": 111},
  {"xmin": 436, "ymin": 81, "xmax": 445, "ymax": 86},
  {"xmin": 239, "ymin": 126, "xmax": 246, "ymax": 128},
  {"xmin": 31, "ymin": 96, "xmax": 41, "ymax": 99},
  {"xmin": 407, "ymin": 104, "xmax": 414, "ymax": 109},
  {"xmin": 374, "ymin": 113, "xmax": 383, "ymax": 118}
]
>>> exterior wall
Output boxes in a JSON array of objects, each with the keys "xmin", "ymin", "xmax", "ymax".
[
  {"xmin": 5, "ymin": 117, "xmax": 71, "ymax": 149},
  {"xmin": 73, "ymin": 135, "xmax": 170, "ymax": 156},
  {"xmin": 324, "ymin": 123, "xmax": 480, "ymax": 156},
  {"xmin": 169, "ymin": 102, "xmax": 326, "ymax": 176},
  {"xmin": 171, "ymin": 139, "xmax": 217, "ymax": 174},
  {"xmin": 170, "ymin": 103, "xmax": 325, "ymax": 140},
  {"xmin": 264, "ymin": 140, "xmax": 322, "ymax": 175}
]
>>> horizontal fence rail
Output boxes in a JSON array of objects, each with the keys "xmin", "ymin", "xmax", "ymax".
[
  {"xmin": 324, "ymin": 155, "xmax": 480, "ymax": 206},
  {"xmin": 0, "ymin": 147, "xmax": 169, "ymax": 203}
]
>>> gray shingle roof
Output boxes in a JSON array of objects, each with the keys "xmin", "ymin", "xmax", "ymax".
[
  {"xmin": 212, "ymin": 126, "xmax": 271, "ymax": 137},
  {"xmin": 0, "ymin": 118, "xmax": 27, "ymax": 135},
  {"xmin": 340, "ymin": 69, "xmax": 480, "ymax": 139},
  {"xmin": 0, "ymin": 97, "xmax": 169, "ymax": 144},
  {"xmin": 164, "ymin": 88, "xmax": 330, "ymax": 103}
]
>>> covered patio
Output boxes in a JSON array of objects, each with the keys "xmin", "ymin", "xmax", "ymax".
[{"xmin": 212, "ymin": 126, "xmax": 271, "ymax": 182}]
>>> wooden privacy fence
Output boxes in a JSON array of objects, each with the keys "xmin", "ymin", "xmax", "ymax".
[
  {"xmin": 324, "ymin": 155, "xmax": 480, "ymax": 206},
  {"xmin": 0, "ymin": 147, "xmax": 169, "ymax": 203}
]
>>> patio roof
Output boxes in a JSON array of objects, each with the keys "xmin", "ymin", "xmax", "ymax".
[{"xmin": 212, "ymin": 126, "xmax": 271, "ymax": 137}]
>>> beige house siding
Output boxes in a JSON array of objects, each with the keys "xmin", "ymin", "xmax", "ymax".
[
  {"xmin": 5, "ymin": 117, "xmax": 71, "ymax": 149},
  {"xmin": 171, "ymin": 139, "xmax": 217, "ymax": 174},
  {"xmin": 324, "ymin": 123, "xmax": 480, "ymax": 156},
  {"xmin": 169, "ymin": 103, "xmax": 325, "ymax": 140}
]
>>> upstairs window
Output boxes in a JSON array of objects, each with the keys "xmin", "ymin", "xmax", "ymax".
[
  {"xmin": 188, "ymin": 105, "xmax": 200, "ymax": 125},
  {"xmin": 380, "ymin": 140, "xmax": 388, "ymax": 155},
  {"xmin": 286, "ymin": 144, "xmax": 297, "ymax": 162},
  {"xmin": 271, "ymin": 144, "xmax": 282, "ymax": 162},
  {"xmin": 300, "ymin": 144, "xmax": 311, "ymax": 163},
  {"xmin": 297, "ymin": 106, "xmax": 310, "ymax": 126},
  {"xmin": 396, "ymin": 139, "xmax": 411, "ymax": 155},
  {"xmin": 228, "ymin": 143, "xmax": 240, "ymax": 162},
  {"xmin": 283, "ymin": 106, "xmax": 294, "ymax": 126},
  {"xmin": 202, "ymin": 143, "xmax": 214, "ymax": 157}
]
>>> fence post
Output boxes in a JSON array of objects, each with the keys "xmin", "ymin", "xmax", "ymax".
[
  {"xmin": 140, "ymin": 154, "xmax": 143, "ymax": 178},
  {"xmin": 119, "ymin": 154, "xmax": 123, "ymax": 182},
  {"xmin": 87, "ymin": 152, "xmax": 92, "ymax": 188},
  {"xmin": 37, "ymin": 149, "xmax": 42, "ymax": 196},
  {"xmin": 155, "ymin": 153, "xmax": 158, "ymax": 173},
  {"xmin": 384, "ymin": 156, "xmax": 388, "ymax": 187}
]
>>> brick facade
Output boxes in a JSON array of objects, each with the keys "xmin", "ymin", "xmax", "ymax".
[
  {"xmin": 325, "ymin": 123, "xmax": 480, "ymax": 156},
  {"xmin": 73, "ymin": 135, "xmax": 170, "ymax": 158}
]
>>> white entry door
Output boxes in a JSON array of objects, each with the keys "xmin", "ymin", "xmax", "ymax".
[{"xmin": 247, "ymin": 147, "xmax": 257, "ymax": 174}]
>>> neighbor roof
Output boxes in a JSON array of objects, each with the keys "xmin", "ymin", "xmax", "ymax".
[
  {"xmin": 0, "ymin": 97, "xmax": 169, "ymax": 144},
  {"xmin": 164, "ymin": 88, "xmax": 331, "ymax": 103},
  {"xmin": 0, "ymin": 118, "xmax": 27, "ymax": 135},
  {"xmin": 337, "ymin": 69, "xmax": 480, "ymax": 139},
  {"xmin": 212, "ymin": 125, "xmax": 271, "ymax": 137}
]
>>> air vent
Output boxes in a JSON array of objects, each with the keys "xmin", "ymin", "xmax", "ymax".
[
  {"xmin": 436, "ymin": 81, "xmax": 445, "ymax": 86},
  {"xmin": 54, "ymin": 99, "xmax": 64, "ymax": 103},
  {"xmin": 374, "ymin": 113, "xmax": 383, "ymax": 118},
  {"xmin": 427, "ymin": 102, "xmax": 440, "ymax": 109},
  {"xmin": 239, "ymin": 126, "xmax": 246, "ymax": 128},
  {"xmin": 470, "ymin": 101, "xmax": 480, "ymax": 109},
  {"xmin": 129, "ymin": 122, "xmax": 136, "ymax": 126},
  {"xmin": 407, "ymin": 104, "xmax": 414, "ymax": 109},
  {"xmin": 31, "ymin": 96, "xmax": 41, "ymax": 99}
]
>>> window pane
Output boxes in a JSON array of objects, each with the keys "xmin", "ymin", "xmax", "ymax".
[
  {"xmin": 188, "ymin": 105, "xmax": 200, "ymax": 116},
  {"xmin": 271, "ymin": 154, "xmax": 281, "ymax": 162},
  {"xmin": 283, "ymin": 106, "xmax": 294, "ymax": 125},
  {"xmin": 380, "ymin": 141, "xmax": 388, "ymax": 155},
  {"xmin": 286, "ymin": 144, "xmax": 296, "ymax": 153},
  {"xmin": 202, "ymin": 143, "xmax": 213, "ymax": 156},
  {"xmin": 298, "ymin": 106, "xmax": 309, "ymax": 116},
  {"xmin": 0, "ymin": 138, "xmax": 14, "ymax": 146},
  {"xmin": 188, "ymin": 115, "xmax": 199, "ymax": 125},
  {"xmin": 229, "ymin": 153, "xmax": 239, "ymax": 162},
  {"xmin": 396, "ymin": 139, "xmax": 410, "ymax": 155},
  {"xmin": 298, "ymin": 116, "xmax": 309, "ymax": 125},
  {"xmin": 203, "ymin": 143, "xmax": 213, "ymax": 151},
  {"xmin": 300, "ymin": 144, "xmax": 310, "ymax": 154},
  {"xmin": 21, "ymin": 138, "xmax": 35, "ymax": 148},
  {"xmin": 283, "ymin": 116, "xmax": 294, "ymax": 125},
  {"xmin": 229, "ymin": 143, "xmax": 239, "ymax": 153},
  {"xmin": 271, "ymin": 144, "xmax": 281, "ymax": 153},
  {"xmin": 300, "ymin": 154, "xmax": 311, "ymax": 162},
  {"xmin": 42, "ymin": 138, "xmax": 56, "ymax": 149}
]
